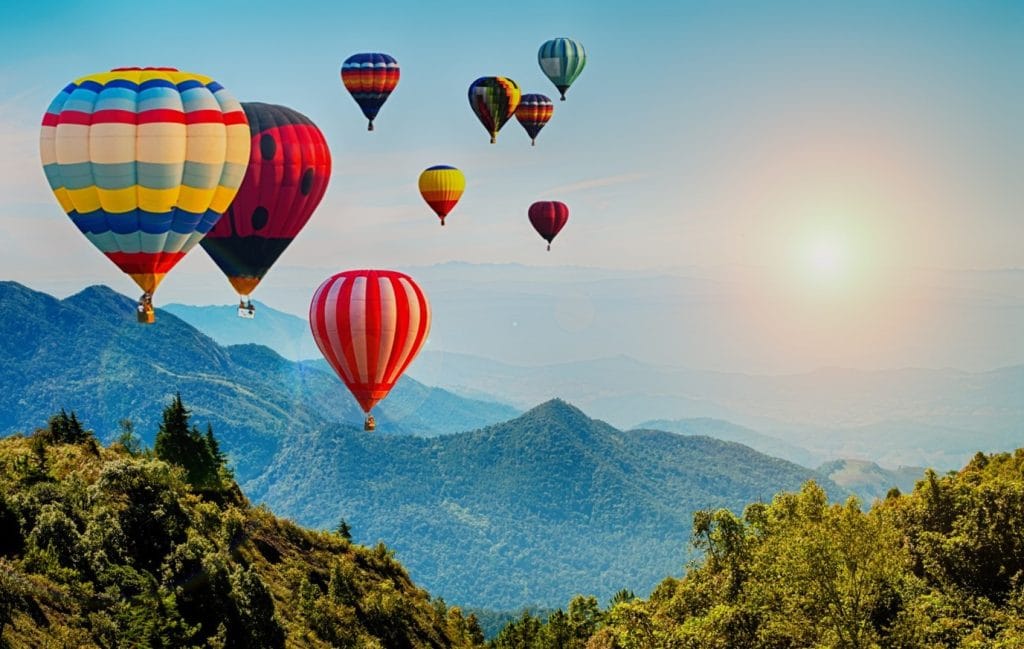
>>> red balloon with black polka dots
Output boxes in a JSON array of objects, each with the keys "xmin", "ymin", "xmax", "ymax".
[{"xmin": 201, "ymin": 102, "xmax": 332, "ymax": 306}]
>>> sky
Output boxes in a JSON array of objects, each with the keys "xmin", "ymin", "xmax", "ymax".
[{"xmin": 1, "ymin": 0, "xmax": 1022, "ymax": 372}]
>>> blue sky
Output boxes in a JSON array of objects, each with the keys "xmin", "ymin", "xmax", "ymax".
[{"xmin": 1, "ymin": 0, "xmax": 1022, "ymax": 371}]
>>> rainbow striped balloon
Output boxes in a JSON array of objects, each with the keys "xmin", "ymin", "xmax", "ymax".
[
  {"xmin": 40, "ymin": 67, "xmax": 250, "ymax": 298},
  {"xmin": 341, "ymin": 53, "xmax": 400, "ymax": 131},
  {"xmin": 515, "ymin": 94, "xmax": 554, "ymax": 145}
]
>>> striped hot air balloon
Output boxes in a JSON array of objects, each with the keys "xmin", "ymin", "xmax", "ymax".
[
  {"xmin": 201, "ymin": 102, "xmax": 332, "ymax": 314},
  {"xmin": 310, "ymin": 269, "xmax": 431, "ymax": 430},
  {"xmin": 468, "ymin": 77, "xmax": 521, "ymax": 144},
  {"xmin": 538, "ymin": 38, "xmax": 587, "ymax": 100},
  {"xmin": 515, "ymin": 93, "xmax": 554, "ymax": 145},
  {"xmin": 529, "ymin": 201, "xmax": 569, "ymax": 251},
  {"xmin": 39, "ymin": 67, "xmax": 250, "ymax": 322},
  {"xmin": 418, "ymin": 165, "xmax": 465, "ymax": 226},
  {"xmin": 341, "ymin": 53, "xmax": 399, "ymax": 131}
]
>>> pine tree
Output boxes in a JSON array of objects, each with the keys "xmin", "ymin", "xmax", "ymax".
[
  {"xmin": 154, "ymin": 394, "xmax": 221, "ymax": 490},
  {"xmin": 336, "ymin": 518, "xmax": 352, "ymax": 541}
]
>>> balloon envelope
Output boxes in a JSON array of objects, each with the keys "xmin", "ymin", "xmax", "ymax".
[
  {"xmin": 310, "ymin": 269, "xmax": 431, "ymax": 415},
  {"xmin": 418, "ymin": 165, "xmax": 465, "ymax": 225},
  {"xmin": 529, "ymin": 201, "xmax": 569, "ymax": 250},
  {"xmin": 515, "ymin": 94, "xmax": 554, "ymax": 145},
  {"xmin": 201, "ymin": 102, "xmax": 332, "ymax": 298},
  {"xmin": 341, "ymin": 53, "xmax": 399, "ymax": 130},
  {"xmin": 538, "ymin": 38, "xmax": 587, "ymax": 100},
  {"xmin": 468, "ymin": 77, "xmax": 521, "ymax": 143},
  {"xmin": 40, "ymin": 67, "xmax": 250, "ymax": 295}
]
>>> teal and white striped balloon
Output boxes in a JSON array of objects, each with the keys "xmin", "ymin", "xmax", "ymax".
[{"xmin": 538, "ymin": 38, "xmax": 586, "ymax": 100}]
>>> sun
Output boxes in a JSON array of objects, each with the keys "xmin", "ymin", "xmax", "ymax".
[
  {"xmin": 802, "ymin": 234, "xmax": 851, "ymax": 284},
  {"xmin": 809, "ymin": 237, "xmax": 844, "ymax": 274}
]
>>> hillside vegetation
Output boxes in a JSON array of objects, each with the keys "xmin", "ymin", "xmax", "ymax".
[
  {"xmin": 490, "ymin": 449, "xmax": 1024, "ymax": 648},
  {"xmin": 0, "ymin": 403, "xmax": 484, "ymax": 648},
  {"xmin": 252, "ymin": 400, "xmax": 847, "ymax": 609}
]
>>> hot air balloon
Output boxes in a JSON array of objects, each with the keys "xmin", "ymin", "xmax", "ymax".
[
  {"xmin": 538, "ymin": 38, "xmax": 587, "ymax": 101},
  {"xmin": 341, "ymin": 53, "xmax": 399, "ymax": 131},
  {"xmin": 200, "ymin": 102, "xmax": 331, "ymax": 317},
  {"xmin": 468, "ymin": 77, "xmax": 521, "ymax": 144},
  {"xmin": 515, "ymin": 94, "xmax": 554, "ymax": 145},
  {"xmin": 39, "ymin": 67, "xmax": 250, "ymax": 323},
  {"xmin": 418, "ymin": 166, "xmax": 465, "ymax": 226},
  {"xmin": 310, "ymin": 269, "xmax": 431, "ymax": 431},
  {"xmin": 529, "ymin": 201, "xmax": 569, "ymax": 251}
]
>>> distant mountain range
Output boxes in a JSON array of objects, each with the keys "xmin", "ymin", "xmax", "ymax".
[
  {"xmin": 818, "ymin": 459, "xmax": 927, "ymax": 504},
  {"xmin": 163, "ymin": 300, "xmax": 320, "ymax": 361},
  {"xmin": 406, "ymin": 351, "xmax": 1024, "ymax": 470},
  {"xmin": 635, "ymin": 417, "xmax": 818, "ymax": 467},
  {"xmin": 0, "ymin": 280, "xmax": 859, "ymax": 609},
  {"xmin": 0, "ymin": 281, "xmax": 516, "ymax": 482},
  {"xmin": 165, "ymin": 294, "xmax": 1024, "ymax": 470},
  {"xmin": 249, "ymin": 399, "xmax": 850, "ymax": 609}
]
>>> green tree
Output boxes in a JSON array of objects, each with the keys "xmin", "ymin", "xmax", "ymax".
[
  {"xmin": 115, "ymin": 419, "xmax": 143, "ymax": 456},
  {"xmin": 336, "ymin": 517, "xmax": 353, "ymax": 541},
  {"xmin": 154, "ymin": 394, "xmax": 223, "ymax": 490},
  {"xmin": 0, "ymin": 497, "xmax": 22, "ymax": 559},
  {"xmin": 230, "ymin": 566, "xmax": 285, "ymax": 648},
  {"xmin": 40, "ymin": 409, "xmax": 92, "ymax": 445}
]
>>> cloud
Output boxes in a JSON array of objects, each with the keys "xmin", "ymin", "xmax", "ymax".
[{"xmin": 539, "ymin": 172, "xmax": 647, "ymax": 197}]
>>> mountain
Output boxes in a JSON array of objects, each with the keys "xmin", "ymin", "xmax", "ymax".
[
  {"xmin": 163, "ymin": 300, "xmax": 318, "ymax": 361},
  {"xmin": 635, "ymin": 417, "xmax": 819, "ymax": 467},
  {"xmin": 247, "ymin": 399, "xmax": 849, "ymax": 609},
  {"xmin": 0, "ymin": 426, "xmax": 484, "ymax": 647},
  {"xmin": 0, "ymin": 282, "xmax": 519, "ymax": 481},
  {"xmin": 408, "ymin": 350, "xmax": 1024, "ymax": 470},
  {"xmin": 818, "ymin": 458, "xmax": 927, "ymax": 504}
]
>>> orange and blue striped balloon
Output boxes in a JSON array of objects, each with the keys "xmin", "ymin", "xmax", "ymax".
[
  {"xmin": 515, "ymin": 94, "xmax": 554, "ymax": 145},
  {"xmin": 341, "ymin": 53, "xmax": 399, "ymax": 131},
  {"xmin": 40, "ymin": 67, "xmax": 250, "ymax": 298}
]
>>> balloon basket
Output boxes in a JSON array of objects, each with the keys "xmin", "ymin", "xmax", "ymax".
[
  {"xmin": 237, "ymin": 298, "xmax": 255, "ymax": 319},
  {"xmin": 364, "ymin": 415, "xmax": 376, "ymax": 432}
]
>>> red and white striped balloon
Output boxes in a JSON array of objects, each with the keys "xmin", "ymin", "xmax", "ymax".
[{"xmin": 310, "ymin": 269, "xmax": 431, "ymax": 416}]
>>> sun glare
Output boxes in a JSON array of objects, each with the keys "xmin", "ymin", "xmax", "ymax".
[{"xmin": 808, "ymin": 237, "xmax": 845, "ymax": 277}]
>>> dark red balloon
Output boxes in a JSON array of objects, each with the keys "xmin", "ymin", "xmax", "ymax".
[
  {"xmin": 528, "ymin": 201, "xmax": 569, "ymax": 251},
  {"xmin": 201, "ymin": 102, "xmax": 332, "ymax": 298}
]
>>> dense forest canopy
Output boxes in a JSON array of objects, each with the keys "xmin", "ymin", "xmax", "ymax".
[
  {"xmin": 0, "ymin": 401, "xmax": 484, "ymax": 648},
  {"xmin": 489, "ymin": 450, "xmax": 1024, "ymax": 648}
]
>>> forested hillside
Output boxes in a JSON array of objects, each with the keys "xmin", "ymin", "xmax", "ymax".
[
  {"xmin": 0, "ymin": 404, "xmax": 484, "ymax": 648},
  {"xmin": 252, "ymin": 400, "xmax": 847, "ymax": 608},
  {"xmin": 489, "ymin": 448, "xmax": 1024, "ymax": 647}
]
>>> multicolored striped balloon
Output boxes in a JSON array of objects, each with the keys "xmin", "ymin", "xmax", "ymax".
[
  {"xmin": 341, "ymin": 53, "xmax": 399, "ymax": 131},
  {"xmin": 468, "ymin": 77, "xmax": 521, "ymax": 144},
  {"xmin": 538, "ymin": 38, "xmax": 587, "ymax": 100},
  {"xmin": 310, "ymin": 270, "xmax": 431, "ymax": 427},
  {"xmin": 515, "ymin": 94, "xmax": 554, "ymax": 145},
  {"xmin": 418, "ymin": 165, "xmax": 465, "ymax": 226},
  {"xmin": 40, "ymin": 67, "xmax": 249, "ymax": 304},
  {"xmin": 529, "ymin": 201, "xmax": 569, "ymax": 251},
  {"xmin": 201, "ymin": 102, "xmax": 332, "ymax": 303}
]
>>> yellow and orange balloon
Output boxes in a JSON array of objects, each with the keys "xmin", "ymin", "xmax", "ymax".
[{"xmin": 418, "ymin": 165, "xmax": 465, "ymax": 226}]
